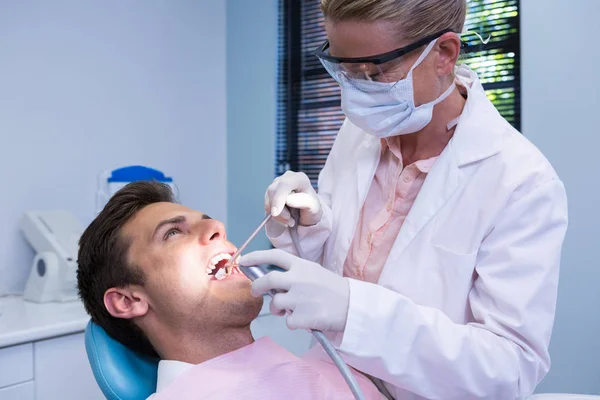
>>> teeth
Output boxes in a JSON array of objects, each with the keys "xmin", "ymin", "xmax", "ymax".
[
  {"xmin": 215, "ymin": 268, "xmax": 227, "ymax": 280},
  {"xmin": 209, "ymin": 253, "xmax": 232, "ymax": 266}
]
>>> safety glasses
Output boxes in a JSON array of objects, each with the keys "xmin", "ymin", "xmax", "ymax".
[{"xmin": 314, "ymin": 28, "xmax": 459, "ymax": 91}]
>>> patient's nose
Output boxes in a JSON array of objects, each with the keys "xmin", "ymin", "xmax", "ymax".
[{"xmin": 199, "ymin": 220, "xmax": 226, "ymax": 244}]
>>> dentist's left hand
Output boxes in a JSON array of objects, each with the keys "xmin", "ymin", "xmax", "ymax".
[{"xmin": 239, "ymin": 249, "xmax": 350, "ymax": 332}]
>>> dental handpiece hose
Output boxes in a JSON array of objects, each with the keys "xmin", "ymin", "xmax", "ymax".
[{"xmin": 287, "ymin": 209, "xmax": 366, "ymax": 400}]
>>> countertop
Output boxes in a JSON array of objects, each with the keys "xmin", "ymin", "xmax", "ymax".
[{"xmin": 0, "ymin": 295, "xmax": 90, "ymax": 348}]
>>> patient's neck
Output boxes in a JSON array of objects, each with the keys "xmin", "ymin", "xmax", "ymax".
[{"xmin": 150, "ymin": 323, "xmax": 254, "ymax": 365}]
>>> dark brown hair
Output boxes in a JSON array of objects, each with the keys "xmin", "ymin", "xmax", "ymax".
[{"xmin": 77, "ymin": 180, "xmax": 175, "ymax": 357}]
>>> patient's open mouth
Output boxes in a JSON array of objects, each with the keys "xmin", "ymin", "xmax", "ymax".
[{"xmin": 206, "ymin": 253, "xmax": 240, "ymax": 280}]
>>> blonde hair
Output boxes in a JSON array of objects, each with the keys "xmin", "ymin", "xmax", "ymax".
[{"xmin": 320, "ymin": 0, "xmax": 467, "ymax": 41}]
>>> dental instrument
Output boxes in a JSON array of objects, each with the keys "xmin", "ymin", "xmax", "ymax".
[
  {"xmin": 229, "ymin": 210, "xmax": 367, "ymax": 400},
  {"xmin": 224, "ymin": 214, "xmax": 273, "ymax": 274}
]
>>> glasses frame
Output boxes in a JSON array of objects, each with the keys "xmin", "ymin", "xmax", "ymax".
[{"xmin": 314, "ymin": 28, "xmax": 463, "ymax": 65}]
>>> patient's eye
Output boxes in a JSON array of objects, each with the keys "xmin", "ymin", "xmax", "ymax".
[{"xmin": 164, "ymin": 228, "xmax": 181, "ymax": 240}]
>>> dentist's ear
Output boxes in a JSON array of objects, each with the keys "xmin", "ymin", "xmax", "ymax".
[
  {"xmin": 104, "ymin": 287, "xmax": 149, "ymax": 319},
  {"xmin": 436, "ymin": 32, "xmax": 462, "ymax": 76}
]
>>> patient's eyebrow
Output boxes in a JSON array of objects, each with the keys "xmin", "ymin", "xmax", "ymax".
[{"xmin": 152, "ymin": 215, "xmax": 186, "ymax": 239}]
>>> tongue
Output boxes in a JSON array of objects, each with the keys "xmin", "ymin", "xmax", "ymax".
[{"xmin": 210, "ymin": 259, "xmax": 230, "ymax": 276}]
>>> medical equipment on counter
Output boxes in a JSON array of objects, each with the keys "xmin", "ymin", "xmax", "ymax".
[
  {"xmin": 235, "ymin": 211, "xmax": 367, "ymax": 400},
  {"xmin": 96, "ymin": 166, "xmax": 176, "ymax": 214},
  {"xmin": 20, "ymin": 210, "xmax": 84, "ymax": 303}
]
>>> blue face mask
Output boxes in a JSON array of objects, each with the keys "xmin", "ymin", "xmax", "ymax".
[{"xmin": 339, "ymin": 39, "xmax": 456, "ymax": 138}]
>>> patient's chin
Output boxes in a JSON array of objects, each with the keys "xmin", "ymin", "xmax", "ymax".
[
  {"xmin": 235, "ymin": 291, "xmax": 263, "ymax": 321},
  {"xmin": 185, "ymin": 279, "xmax": 264, "ymax": 329},
  {"xmin": 249, "ymin": 295, "xmax": 264, "ymax": 318}
]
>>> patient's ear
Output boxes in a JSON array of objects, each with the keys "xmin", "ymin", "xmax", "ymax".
[{"xmin": 104, "ymin": 287, "xmax": 149, "ymax": 319}]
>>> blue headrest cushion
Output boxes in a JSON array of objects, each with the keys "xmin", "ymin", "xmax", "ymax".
[{"xmin": 85, "ymin": 320, "xmax": 159, "ymax": 400}]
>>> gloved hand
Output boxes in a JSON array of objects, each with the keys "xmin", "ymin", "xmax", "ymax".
[
  {"xmin": 239, "ymin": 249, "xmax": 350, "ymax": 332},
  {"xmin": 265, "ymin": 171, "xmax": 322, "ymax": 227}
]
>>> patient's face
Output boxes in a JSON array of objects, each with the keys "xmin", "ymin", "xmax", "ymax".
[{"xmin": 122, "ymin": 202, "xmax": 263, "ymax": 333}]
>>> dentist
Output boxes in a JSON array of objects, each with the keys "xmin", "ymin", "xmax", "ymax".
[{"xmin": 239, "ymin": 0, "xmax": 568, "ymax": 399}]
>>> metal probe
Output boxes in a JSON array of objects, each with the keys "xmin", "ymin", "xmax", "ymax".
[{"xmin": 223, "ymin": 214, "xmax": 272, "ymax": 274}]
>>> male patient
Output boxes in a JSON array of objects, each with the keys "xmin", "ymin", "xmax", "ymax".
[{"xmin": 77, "ymin": 181, "xmax": 382, "ymax": 400}]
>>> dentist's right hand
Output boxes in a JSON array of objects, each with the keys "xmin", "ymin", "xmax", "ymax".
[{"xmin": 265, "ymin": 171, "xmax": 322, "ymax": 227}]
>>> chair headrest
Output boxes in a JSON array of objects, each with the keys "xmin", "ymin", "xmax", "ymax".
[{"xmin": 85, "ymin": 320, "xmax": 159, "ymax": 400}]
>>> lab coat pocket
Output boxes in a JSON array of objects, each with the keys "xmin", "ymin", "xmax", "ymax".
[{"xmin": 432, "ymin": 244, "xmax": 477, "ymax": 278}]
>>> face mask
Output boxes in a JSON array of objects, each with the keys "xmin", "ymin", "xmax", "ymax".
[{"xmin": 340, "ymin": 39, "xmax": 456, "ymax": 138}]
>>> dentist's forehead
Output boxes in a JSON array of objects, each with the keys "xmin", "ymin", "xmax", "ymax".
[{"xmin": 325, "ymin": 19, "xmax": 409, "ymax": 58}]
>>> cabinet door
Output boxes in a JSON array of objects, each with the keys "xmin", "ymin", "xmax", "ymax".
[
  {"xmin": 0, "ymin": 381, "xmax": 34, "ymax": 400},
  {"xmin": 34, "ymin": 333, "xmax": 104, "ymax": 400},
  {"xmin": 0, "ymin": 343, "xmax": 33, "ymax": 388}
]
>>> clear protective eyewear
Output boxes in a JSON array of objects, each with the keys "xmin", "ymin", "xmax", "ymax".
[{"xmin": 314, "ymin": 28, "xmax": 461, "ymax": 93}]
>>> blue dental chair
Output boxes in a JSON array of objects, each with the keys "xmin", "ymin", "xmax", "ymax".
[{"xmin": 85, "ymin": 320, "xmax": 159, "ymax": 400}]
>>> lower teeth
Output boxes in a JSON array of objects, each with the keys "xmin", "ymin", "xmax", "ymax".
[{"xmin": 215, "ymin": 268, "xmax": 227, "ymax": 280}]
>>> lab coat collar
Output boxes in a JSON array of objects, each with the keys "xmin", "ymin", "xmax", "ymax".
[{"xmin": 451, "ymin": 65, "xmax": 505, "ymax": 167}]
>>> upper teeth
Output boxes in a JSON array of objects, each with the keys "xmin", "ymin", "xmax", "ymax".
[{"xmin": 209, "ymin": 253, "xmax": 232, "ymax": 266}]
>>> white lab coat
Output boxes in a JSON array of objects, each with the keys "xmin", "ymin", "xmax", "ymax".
[{"xmin": 267, "ymin": 67, "xmax": 568, "ymax": 400}]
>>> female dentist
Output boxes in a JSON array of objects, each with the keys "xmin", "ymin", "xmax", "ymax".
[{"xmin": 239, "ymin": 0, "xmax": 568, "ymax": 398}]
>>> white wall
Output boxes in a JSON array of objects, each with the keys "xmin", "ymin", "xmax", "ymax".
[
  {"xmin": 226, "ymin": 0, "xmax": 276, "ymax": 255},
  {"xmin": 0, "ymin": 1, "xmax": 227, "ymax": 295},
  {"xmin": 521, "ymin": 0, "xmax": 600, "ymax": 395}
]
